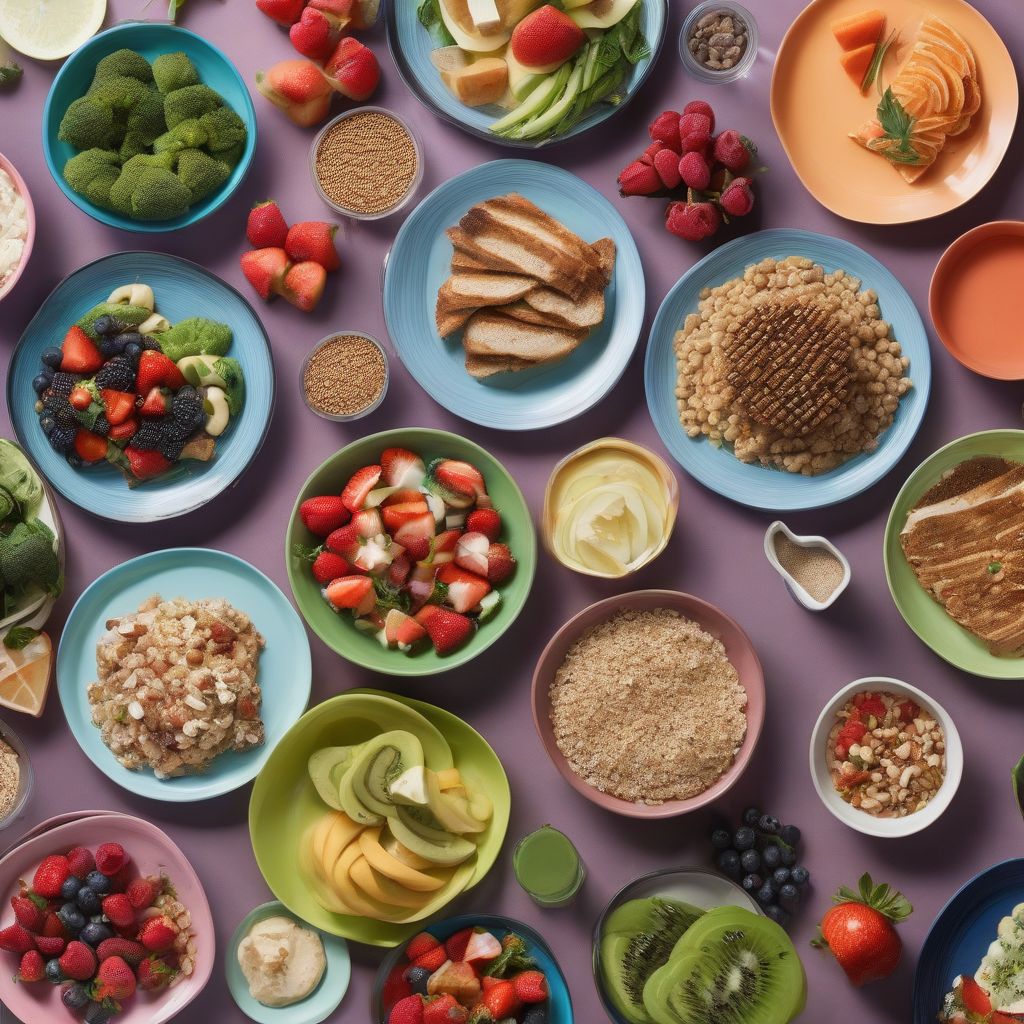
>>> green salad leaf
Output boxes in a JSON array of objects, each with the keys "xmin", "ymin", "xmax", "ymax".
[
  {"xmin": 418, "ymin": 0, "xmax": 456, "ymax": 47},
  {"xmin": 0, "ymin": 441, "xmax": 43, "ymax": 523},
  {"xmin": 3, "ymin": 626, "xmax": 37, "ymax": 651},
  {"xmin": 875, "ymin": 87, "xmax": 921, "ymax": 164}
]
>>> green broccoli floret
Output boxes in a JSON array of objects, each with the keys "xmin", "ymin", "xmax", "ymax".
[
  {"xmin": 109, "ymin": 151, "xmax": 176, "ymax": 214},
  {"xmin": 87, "ymin": 73, "xmax": 149, "ymax": 113},
  {"xmin": 62, "ymin": 149, "xmax": 122, "ymax": 210},
  {"xmin": 92, "ymin": 48, "xmax": 153, "ymax": 85},
  {"xmin": 157, "ymin": 317, "xmax": 233, "ymax": 362},
  {"xmin": 131, "ymin": 166, "xmax": 191, "ymax": 220},
  {"xmin": 198, "ymin": 107, "xmax": 247, "ymax": 153},
  {"xmin": 218, "ymin": 141, "xmax": 246, "ymax": 169},
  {"xmin": 152, "ymin": 51, "xmax": 199, "ymax": 94},
  {"xmin": 76, "ymin": 301, "xmax": 152, "ymax": 340},
  {"xmin": 0, "ymin": 522, "xmax": 59, "ymax": 597},
  {"xmin": 126, "ymin": 85, "xmax": 167, "ymax": 146},
  {"xmin": 212, "ymin": 357, "xmax": 245, "ymax": 415},
  {"xmin": 176, "ymin": 149, "xmax": 230, "ymax": 202},
  {"xmin": 163, "ymin": 84, "xmax": 223, "ymax": 128},
  {"xmin": 0, "ymin": 59, "xmax": 22, "ymax": 88},
  {"xmin": 58, "ymin": 97, "xmax": 118, "ymax": 150},
  {"xmin": 153, "ymin": 118, "xmax": 209, "ymax": 156}
]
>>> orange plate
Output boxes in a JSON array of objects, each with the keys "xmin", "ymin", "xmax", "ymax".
[
  {"xmin": 770, "ymin": 0, "xmax": 1018, "ymax": 224},
  {"xmin": 930, "ymin": 220, "xmax": 1024, "ymax": 379}
]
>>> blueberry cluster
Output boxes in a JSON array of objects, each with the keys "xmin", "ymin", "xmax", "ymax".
[
  {"xmin": 710, "ymin": 807, "xmax": 810, "ymax": 927},
  {"xmin": 54, "ymin": 871, "xmax": 114, "ymax": 947},
  {"xmin": 89, "ymin": 316, "xmax": 162, "ymax": 362}
]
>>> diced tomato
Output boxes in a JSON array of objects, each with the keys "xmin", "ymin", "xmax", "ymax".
[{"xmin": 897, "ymin": 700, "xmax": 920, "ymax": 723}]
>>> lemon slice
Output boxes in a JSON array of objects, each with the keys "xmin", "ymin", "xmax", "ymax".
[
  {"xmin": 0, "ymin": 632, "xmax": 52, "ymax": 717},
  {"xmin": 0, "ymin": 0, "xmax": 106, "ymax": 61}
]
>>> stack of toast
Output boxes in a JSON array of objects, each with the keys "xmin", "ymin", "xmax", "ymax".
[{"xmin": 435, "ymin": 193, "xmax": 616, "ymax": 379}]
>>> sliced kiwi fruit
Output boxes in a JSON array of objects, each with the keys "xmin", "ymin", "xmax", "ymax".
[
  {"xmin": 642, "ymin": 906, "xmax": 806, "ymax": 1024},
  {"xmin": 599, "ymin": 897, "xmax": 706, "ymax": 1024}
]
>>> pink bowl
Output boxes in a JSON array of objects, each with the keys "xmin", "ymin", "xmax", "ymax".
[
  {"xmin": 0, "ymin": 151, "xmax": 35, "ymax": 303},
  {"xmin": 0, "ymin": 813, "xmax": 214, "ymax": 1023},
  {"xmin": 531, "ymin": 590, "xmax": 766, "ymax": 819}
]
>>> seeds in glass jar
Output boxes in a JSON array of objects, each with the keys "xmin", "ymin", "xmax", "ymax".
[
  {"xmin": 688, "ymin": 8, "xmax": 749, "ymax": 72},
  {"xmin": 304, "ymin": 334, "xmax": 386, "ymax": 417}
]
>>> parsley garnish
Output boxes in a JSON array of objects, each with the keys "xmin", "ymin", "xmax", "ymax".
[
  {"xmin": 876, "ymin": 87, "xmax": 921, "ymax": 164},
  {"xmin": 3, "ymin": 627, "xmax": 37, "ymax": 651},
  {"xmin": 989, "ymin": 561, "xmax": 1003, "ymax": 574}
]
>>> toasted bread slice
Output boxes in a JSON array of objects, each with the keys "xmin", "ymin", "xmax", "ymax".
[
  {"xmin": 440, "ymin": 272, "xmax": 537, "ymax": 311},
  {"xmin": 436, "ymin": 303, "xmax": 475, "ymax": 338},
  {"xmin": 451, "ymin": 250, "xmax": 490, "ymax": 273},
  {"xmin": 499, "ymin": 301, "xmax": 572, "ymax": 329},
  {"xmin": 523, "ymin": 287, "xmax": 605, "ymax": 329},
  {"xmin": 462, "ymin": 311, "xmax": 587, "ymax": 361},
  {"xmin": 464, "ymin": 352, "xmax": 535, "ymax": 378},
  {"xmin": 591, "ymin": 237, "xmax": 616, "ymax": 286}
]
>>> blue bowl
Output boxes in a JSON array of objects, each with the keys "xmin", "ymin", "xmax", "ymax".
[
  {"xmin": 56, "ymin": 547, "xmax": 312, "ymax": 803},
  {"xmin": 645, "ymin": 229, "xmax": 932, "ymax": 511},
  {"xmin": 9, "ymin": 251, "xmax": 275, "ymax": 522},
  {"xmin": 42, "ymin": 22, "xmax": 256, "ymax": 232},
  {"xmin": 372, "ymin": 914, "xmax": 573, "ymax": 1023}
]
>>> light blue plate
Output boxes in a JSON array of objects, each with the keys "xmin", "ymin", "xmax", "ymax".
[
  {"xmin": 9, "ymin": 251, "xmax": 275, "ymax": 522},
  {"xmin": 56, "ymin": 548, "xmax": 311, "ymax": 803},
  {"xmin": 383, "ymin": 159, "xmax": 645, "ymax": 430},
  {"xmin": 42, "ymin": 22, "xmax": 256, "ymax": 232},
  {"xmin": 645, "ymin": 229, "xmax": 932, "ymax": 511},
  {"xmin": 387, "ymin": 0, "xmax": 665, "ymax": 147},
  {"xmin": 226, "ymin": 901, "xmax": 351, "ymax": 1024}
]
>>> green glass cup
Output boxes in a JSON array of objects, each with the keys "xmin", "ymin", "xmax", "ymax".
[{"xmin": 513, "ymin": 826, "xmax": 585, "ymax": 908}]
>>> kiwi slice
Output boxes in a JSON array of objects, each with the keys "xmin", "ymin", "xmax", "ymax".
[
  {"xmin": 599, "ymin": 898, "xmax": 706, "ymax": 1024},
  {"xmin": 643, "ymin": 907, "xmax": 806, "ymax": 1024}
]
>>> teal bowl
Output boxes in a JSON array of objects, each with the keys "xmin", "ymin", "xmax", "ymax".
[
  {"xmin": 226, "ymin": 901, "xmax": 352, "ymax": 1024},
  {"xmin": 42, "ymin": 23, "xmax": 256, "ymax": 232}
]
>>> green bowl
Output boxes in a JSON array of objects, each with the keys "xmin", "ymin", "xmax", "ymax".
[
  {"xmin": 884, "ymin": 429, "xmax": 1024, "ymax": 679},
  {"xmin": 248, "ymin": 689, "xmax": 511, "ymax": 947},
  {"xmin": 286, "ymin": 428, "xmax": 536, "ymax": 676}
]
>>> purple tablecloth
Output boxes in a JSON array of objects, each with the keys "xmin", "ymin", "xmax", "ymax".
[{"xmin": 1, "ymin": 0, "xmax": 1022, "ymax": 1020}]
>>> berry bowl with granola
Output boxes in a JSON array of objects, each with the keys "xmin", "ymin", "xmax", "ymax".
[{"xmin": 0, "ymin": 812, "xmax": 214, "ymax": 1024}]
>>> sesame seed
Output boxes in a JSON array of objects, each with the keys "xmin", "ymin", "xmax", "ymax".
[{"xmin": 304, "ymin": 334, "xmax": 386, "ymax": 417}]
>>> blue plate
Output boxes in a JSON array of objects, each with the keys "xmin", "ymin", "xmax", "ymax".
[
  {"xmin": 56, "ymin": 548, "xmax": 311, "ymax": 803},
  {"xmin": 9, "ymin": 251, "xmax": 275, "ymax": 522},
  {"xmin": 387, "ymin": 0, "xmax": 666, "ymax": 147},
  {"xmin": 43, "ymin": 23, "xmax": 256, "ymax": 232},
  {"xmin": 226, "ymin": 901, "xmax": 351, "ymax": 1024},
  {"xmin": 644, "ymin": 229, "xmax": 931, "ymax": 511},
  {"xmin": 913, "ymin": 859, "xmax": 1024, "ymax": 1023},
  {"xmin": 383, "ymin": 160, "xmax": 645, "ymax": 430}
]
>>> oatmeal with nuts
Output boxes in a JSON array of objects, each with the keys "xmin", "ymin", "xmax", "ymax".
[
  {"xmin": 827, "ymin": 690, "xmax": 946, "ymax": 817},
  {"xmin": 88, "ymin": 595, "xmax": 265, "ymax": 779}
]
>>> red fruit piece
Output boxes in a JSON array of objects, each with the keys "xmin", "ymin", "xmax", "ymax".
[
  {"xmin": 617, "ymin": 159, "xmax": 661, "ymax": 198},
  {"xmin": 69, "ymin": 387, "xmax": 92, "ymax": 411},
  {"xmin": 437, "ymin": 564, "xmax": 491, "ymax": 614},
  {"xmin": 444, "ymin": 927, "xmax": 474, "ymax": 963},
  {"xmin": 102, "ymin": 894, "xmax": 135, "ymax": 929},
  {"xmin": 679, "ymin": 151, "xmax": 710, "ymax": 190},
  {"xmin": 310, "ymin": 550, "xmax": 350, "ymax": 585},
  {"xmin": 381, "ymin": 962, "xmax": 413, "ymax": 1013},
  {"xmin": 73, "ymin": 428, "xmax": 107, "ymax": 464},
  {"xmin": 648, "ymin": 109, "xmax": 682, "ymax": 152},
  {"xmin": 92, "ymin": 954, "xmax": 137, "ymax": 1001},
  {"xmin": 100, "ymin": 388, "xmax": 136, "ymax": 426},
  {"xmin": 247, "ymin": 200, "xmax": 289, "ymax": 249},
  {"xmin": 33, "ymin": 854, "xmax": 70, "ymax": 899},
  {"xmin": 135, "ymin": 350, "xmax": 185, "ymax": 392},
  {"xmin": 898, "ymin": 700, "xmax": 920, "ymax": 722},
  {"xmin": 240, "ymin": 247, "xmax": 289, "ymax": 302},
  {"xmin": 720, "ymin": 176, "xmax": 755, "ymax": 217},
  {"xmin": 58, "ymin": 940, "xmax": 97, "ymax": 981},
  {"xmin": 678, "ymin": 110, "xmax": 712, "ymax": 143},
  {"xmin": 665, "ymin": 200, "xmax": 721, "ymax": 241},
  {"xmin": 323, "ymin": 37, "xmax": 380, "ymax": 102},
  {"xmin": 388, "ymin": 994, "xmax": 425, "ymax": 1024},
  {"xmin": 959, "ymin": 976, "xmax": 992, "ymax": 1015},
  {"xmin": 97, "ymin": 937, "xmax": 146, "ymax": 967},
  {"xmin": 485, "ymin": 543, "xmax": 516, "ymax": 584},
  {"xmin": 290, "ymin": 6, "xmax": 346, "ymax": 62},
  {"xmin": 137, "ymin": 955, "xmax": 178, "ymax": 991},
  {"xmin": 60, "ymin": 326, "xmax": 103, "ymax": 374},
  {"xmin": 512, "ymin": 969, "xmax": 549, "ymax": 1003},
  {"xmin": 16, "ymin": 949, "xmax": 44, "ymax": 982},
  {"xmin": 282, "ymin": 261, "xmax": 327, "ymax": 313},
  {"xmin": 682, "ymin": 99, "xmax": 715, "ymax": 133},
  {"xmin": 11, "ymin": 894, "xmax": 44, "ymax": 933},
  {"xmin": 255, "ymin": 0, "xmax": 305, "ymax": 25},
  {"xmin": 713, "ymin": 129, "xmax": 752, "ymax": 172},
  {"xmin": 641, "ymin": 140, "xmax": 667, "ymax": 165},
  {"xmin": 342, "ymin": 465, "xmax": 382, "ymax": 512},
  {"xmin": 95, "ymin": 843, "xmax": 128, "ymax": 876},
  {"xmin": 414, "ymin": 606, "xmax": 473, "ymax": 656},
  {"xmin": 465, "ymin": 508, "xmax": 500, "ymax": 542},
  {"xmin": 125, "ymin": 448, "xmax": 172, "ymax": 481},
  {"xmin": 41, "ymin": 913, "xmax": 67, "ymax": 939},
  {"xmin": 139, "ymin": 386, "xmax": 169, "ymax": 417},
  {"xmin": 325, "ymin": 576, "xmax": 375, "ymax": 615},
  {"xmin": 481, "ymin": 979, "xmax": 520, "ymax": 1019},
  {"xmin": 464, "ymin": 930, "xmax": 501, "ymax": 964},
  {"xmin": 384, "ymin": 608, "xmax": 426, "ymax": 650},
  {"xmin": 406, "ymin": 935, "xmax": 442, "ymax": 962},
  {"xmin": 255, "ymin": 59, "xmax": 333, "ymax": 128},
  {"xmin": 857, "ymin": 693, "xmax": 886, "ymax": 719},
  {"xmin": 411, "ymin": 945, "xmax": 447, "ymax": 972},
  {"xmin": 300, "ymin": 495, "xmax": 351, "ymax": 536},
  {"xmin": 0, "ymin": 922, "xmax": 36, "ymax": 954},
  {"xmin": 107, "ymin": 418, "xmax": 138, "ymax": 443},
  {"xmin": 35, "ymin": 934, "xmax": 65, "ymax": 956},
  {"xmin": 381, "ymin": 447, "xmax": 426, "ymax": 489},
  {"xmin": 652, "ymin": 147, "xmax": 682, "ymax": 189},
  {"xmin": 285, "ymin": 221, "xmax": 340, "ymax": 272},
  {"xmin": 426, "ymin": 960, "xmax": 481, "ymax": 1006},
  {"xmin": 138, "ymin": 916, "xmax": 177, "ymax": 954},
  {"xmin": 510, "ymin": 5, "xmax": 586, "ymax": 69},
  {"xmin": 680, "ymin": 129, "xmax": 711, "ymax": 154},
  {"xmin": 433, "ymin": 460, "xmax": 486, "ymax": 503},
  {"xmin": 423, "ymin": 993, "xmax": 468, "ymax": 1024}
]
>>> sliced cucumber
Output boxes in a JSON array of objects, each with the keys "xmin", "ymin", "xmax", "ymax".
[
  {"xmin": 490, "ymin": 62, "xmax": 571, "ymax": 136},
  {"xmin": 515, "ymin": 60, "xmax": 584, "ymax": 140}
]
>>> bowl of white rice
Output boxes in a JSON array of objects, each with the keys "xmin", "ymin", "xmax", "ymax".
[{"xmin": 0, "ymin": 152, "xmax": 33, "ymax": 303}]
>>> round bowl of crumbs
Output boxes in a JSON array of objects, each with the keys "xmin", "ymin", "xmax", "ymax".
[
  {"xmin": 680, "ymin": 1, "xmax": 758, "ymax": 84},
  {"xmin": 531, "ymin": 590, "xmax": 765, "ymax": 819},
  {"xmin": 311, "ymin": 107, "xmax": 423, "ymax": 221},
  {"xmin": 302, "ymin": 332, "xmax": 389, "ymax": 422},
  {"xmin": 0, "ymin": 719, "xmax": 32, "ymax": 830}
]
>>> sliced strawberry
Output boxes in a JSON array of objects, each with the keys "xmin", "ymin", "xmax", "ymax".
[
  {"xmin": 394, "ymin": 511, "xmax": 435, "ymax": 562},
  {"xmin": 381, "ymin": 488, "xmax": 425, "ymax": 507},
  {"xmin": 60, "ymin": 326, "xmax": 103, "ymax": 373},
  {"xmin": 382, "ymin": 500, "xmax": 430, "ymax": 534},
  {"xmin": 454, "ymin": 532, "xmax": 490, "ymax": 576},
  {"xmin": 444, "ymin": 927, "xmax": 475, "ymax": 962},
  {"xmin": 434, "ymin": 458, "xmax": 487, "ymax": 502},
  {"xmin": 406, "ymin": 563, "xmax": 438, "ymax": 613},
  {"xmin": 387, "ymin": 552, "xmax": 411, "ymax": 588},
  {"xmin": 139, "ymin": 387, "xmax": 169, "ymax": 417},
  {"xmin": 125, "ymin": 448, "xmax": 171, "ymax": 480},
  {"xmin": 414, "ymin": 605, "xmax": 473, "ymax": 656},
  {"xmin": 135, "ymin": 351, "xmax": 186, "ymax": 393},
  {"xmin": 100, "ymin": 389, "xmax": 136, "ymax": 426},
  {"xmin": 485, "ymin": 542, "xmax": 516, "ymax": 584},
  {"xmin": 108, "ymin": 417, "xmax": 138, "ymax": 443},
  {"xmin": 69, "ymin": 386, "xmax": 93, "ymax": 411},
  {"xmin": 437, "ymin": 563, "xmax": 491, "ymax": 614},
  {"xmin": 351, "ymin": 507, "xmax": 384, "ymax": 538},
  {"xmin": 74, "ymin": 429, "xmax": 108, "ymax": 463},
  {"xmin": 341, "ymin": 465, "xmax": 382, "ymax": 512},
  {"xmin": 325, "ymin": 576, "xmax": 375, "ymax": 615},
  {"xmin": 384, "ymin": 608, "xmax": 426, "ymax": 651},
  {"xmin": 380, "ymin": 447, "xmax": 425, "ymax": 488},
  {"xmin": 433, "ymin": 529, "xmax": 462, "ymax": 554},
  {"xmin": 959, "ymin": 976, "xmax": 993, "ymax": 1015}
]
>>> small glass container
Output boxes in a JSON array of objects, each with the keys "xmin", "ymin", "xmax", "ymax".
[
  {"xmin": 0, "ymin": 718, "xmax": 33, "ymax": 831},
  {"xmin": 310, "ymin": 106, "xmax": 424, "ymax": 221},
  {"xmin": 301, "ymin": 331, "xmax": 389, "ymax": 422},
  {"xmin": 764, "ymin": 520, "xmax": 851, "ymax": 611},
  {"xmin": 679, "ymin": 1, "xmax": 758, "ymax": 85},
  {"xmin": 513, "ymin": 826, "xmax": 585, "ymax": 908}
]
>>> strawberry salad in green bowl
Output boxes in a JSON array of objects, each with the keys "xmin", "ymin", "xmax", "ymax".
[{"xmin": 287, "ymin": 429, "xmax": 536, "ymax": 676}]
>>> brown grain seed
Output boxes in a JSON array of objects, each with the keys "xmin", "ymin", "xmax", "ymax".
[{"xmin": 304, "ymin": 334, "xmax": 386, "ymax": 416}]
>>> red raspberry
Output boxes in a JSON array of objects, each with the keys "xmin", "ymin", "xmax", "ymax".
[
  {"xmin": 719, "ymin": 176, "xmax": 755, "ymax": 216},
  {"xmin": 713, "ymin": 129, "xmax": 752, "ymax": 172},
  {"xmin": 95, "ymin": 843, "xmax": 128, "ymax": 877},
  {"xmin": 665, "ymin": 200, "xmax": 720, "ymax": 241},
  {"xmin": 679, "ymin": 151, "xmax": 711, "ymax": 190},
  {"xmin": 682, "ymin": 99, "xmax": 715, "ymax": 133},
  {"xmin": 653, "ymin": 148, "xmax": 681, "ymax": 189},
  {"xmin": 617, "ymin": 159, "xmax": 661, "ymax": 197},
  {"xmin": 648, "ymin": 110, "xmax": 683, "ymax": 152}
]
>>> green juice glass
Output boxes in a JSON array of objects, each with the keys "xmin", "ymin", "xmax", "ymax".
[{"xmin": 513, "ymin": 826, "xmax": 585, "ymax": 908}]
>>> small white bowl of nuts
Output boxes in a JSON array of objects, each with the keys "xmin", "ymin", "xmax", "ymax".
[{"xmin": 809, "ymin": 677, "xmax": 963, "ymax": 838}]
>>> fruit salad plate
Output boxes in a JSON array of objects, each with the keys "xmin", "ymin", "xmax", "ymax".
[
  {"xmin": 56, "ymin": 548, "xmax": 311, "ymax": 802},
  {"xmin": 387, "ymin": 1, "xmax": 666, "ymax": 147},
  {"xmin": 383, "ymin": 160, "xmax": 645, "ymax": 431},
  {"xmin": 248, "ymin": 690, "xmax": 512, "ymax": 947},
  {"xmin": 0, "ymin": 812, "xmax": 215, "ymax": 1024},
  {"xmin": 913, "ymin": 859, "xmax": 1024, "ymax": 1024},
  {"xmin": 9, "ymin": 251, "xmax": 275, "ymax": 523},
  {"xmin": 644, "ymin": 229, "xmax": 931, "ymax": 511},
  {"xmin": 884, "ymin": 429, "xmax": 1024, "ymax": 680},
  {"xmin": 771, "ymin": 0, "xmax": 1018, "ymax": 224}
]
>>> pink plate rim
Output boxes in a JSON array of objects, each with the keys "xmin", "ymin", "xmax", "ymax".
[{"xmin": 0, "ymin": 151, "xmax": 35, "ymax": 303}]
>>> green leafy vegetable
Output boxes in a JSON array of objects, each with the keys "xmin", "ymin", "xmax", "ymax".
[
  {"xmin": 989, "ymin": 561, "xmax": 1003, "ymax": 574},
  {"xmin": 0, "ymin": 442, "xmax": 43, "ymax": 523},
  {"xmin": 875, "ymin": 87, "xmax": 921, "ymax": 164},
  {"xmin": 3, "ymin": 626, "xmax": 37, "ymax": 651},
  {"xmin": 156, "ymin": 316, "xmax": 232, "ymax": 362},
  {"xmin": 417, "ymin": 0, "xmax": 456, "ymax": 47},
  {"xmin": 168, "ymin": 0, "xmax": 188, "ymax": 19},
  {"xmin": 0, "ymin": 60, "xmax": 22, "ymax": 88}
]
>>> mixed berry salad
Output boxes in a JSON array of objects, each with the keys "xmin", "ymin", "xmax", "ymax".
[
  {"xmin": 382, "ymin": 925, "xmax": 551, "ymax": 1024},
  {"xmin": 0, "ymin": 841, "xmax": 196, "ymax": 1022},
  {"xmin": 31, "ymin": 282, "xmax": 244, "ymax": 486},
  {"xmin": 296, "ymin": 447, "xmax": 517, "ymax": 657}
]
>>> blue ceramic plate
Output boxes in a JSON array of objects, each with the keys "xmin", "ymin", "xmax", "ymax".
[
  {"xmin": 913, "ymin": 859, "xmax": 1024, "ymax": 1023},
  {"xmin": 42, "ymin": 23, "xmax": 256, "ymax": 232},
  {"xmin": 56, "ymin": 548, "xmax": 311, "ymax": 803},
  {"xmin": 372, "ymin": 914, "xmax": 573, "ymax": 1023},
  {"xmin": 226, "ymin": 901, "xmax": 351, "ymax": 1024},
  {"xmin": 383, "ymin": 160, "xmax": 645, "ymax": 430},
  {"xmin": 9, "ymin": 251, "xmax": 274, "ymax": 522},
  {"xmin": 645, "ymin": 229, "xmax": 931, "ymax": 511},
  {"xmin": 387, "ymin": 0, "xmax": 666, "ymax": 147}
]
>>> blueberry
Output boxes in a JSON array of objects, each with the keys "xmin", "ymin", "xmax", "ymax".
[
  {"xmin": 761, "ymin": 845, "xmax": 781, "ymax": 870},
  {"xmin": 791, "ymin": 866, "xmax": 810, "ymax": 887},
  {"xmin": 98, "ymin": 336, "xmax": 121, "ymax": 359},
  {"xmin": 765, "ymin": 905, "xmax": 791, "ymax": 927},
  {"xmin": 733, "ymin": 827, "xmax": 756, "ymax": 852},
  {"xmin": 717, "ymin": 849, "xmax": 742, "ymax": 880},
  {"xmin": 39, "ymin": 412, "xmax": 56, "ymax": 436},
  {"xmin": 756, "ymin": 882, "xmax": 776, "ymax": 906},
  {"xmin": 79, "ymin": 921, "xmax": 112, "ymax": 946},
  {"xmin": 85, "ymin": 871, "xmax": 110, "ymax": 895},
  {"xmin": 742, "ymin": 806, "xmax": 761, "ymax": 826},
  {"xmin": 710, "ymin": 829, "xmax": 732, "ymax": 851},
  {"xmin": 117, "ymin": 332, "xmax": 144, "ymax": 347},
  {"xmin": 41, "ymin": 346, "xmax": 64, "ymax": 369},
  {"xmin": 741, "ymin": 873, "xmax": 762, "ymax": 893},
  {"xmin": 57, "ymin": 903, "xmax": 85, "ymax": 935},
  {"xmin": 62, "ymin": 983, "xmax": 90, "ymax": 1010},
  {"xmin": 780, "ymin": 846, "xmax": 797, "ymax": 867},
  {"xmin": 60, "ymin": 876, "xmax": 82, "ymax": 900},
  {"xmin": 773, "ymin": 867, "xmax": 791, "ymax": 887},
  {"xmin": 757, "ymin": 814, "xmax": 780, "ymax": 835},
  {"xmin": 779, "ymin": 883, "xmax": 801, "ymax": 911},
  {"xmin": 65, "ymin": 452, "xmax": 84, "ymax": 469},
  {"xmin": 93, "ymin": 316, "xmax": 115, "ymax": 336},
  {"xmin": 32, "ymin": 371, "xmax": 53, "ymax": 394},
  {"xmin": 45, "ymin": 958, "xmax": 64, "ymax": 984},
  {"xmin": 779, "ymin": 824, "xmax": 801, "ymax": 847},
  {"xmin": 405, "ymin": 965, "xmax": 431, "ymax": 996},
  {"xmin": 76, "ymin": 887, "xmax": 101, "ymax": 915},
  {"xmin": 123, "ymin": 342, "xmax": 141, "ymax": 363},
  {"xmin": 740, "ymin": 849, "xmax": 761, "ymax": 874},
  {"xmin": 85, "ymin": 1003, "xmax": 113, "ymax": 1024}
]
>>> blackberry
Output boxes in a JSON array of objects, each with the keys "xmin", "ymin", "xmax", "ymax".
[
  {"xmin": 93, "ymin": 414, "xmax": 110, "ymax": 436},
  {"xmin": 98, "ymin": 336, "xmax": 121, "ymax": 359},
  {"xmin": 43, "ymin": 394, "xmax": 78, "ymax": 427},
  {"xmin": 95, "ymin": 357, "xmax": 135, "ymax": 391},
  {"xmin": 48, "ymin": 424, "xmax": 77, "ymax": 454},
  {"xmin": 160, "ymin": 435, "xmax": 186, "ymax": 461},
  {"xmin": 162, "ymin": 418, "xmax": 192, "ymax": 442},
  {"xmin": 141, "ymin": 336, "xmax": 163, "ymax": 352},
  {"xmin": 48, "ymin": 372, "xmax": 77, "ymax": 397},
  {"xmin": 131, "ymin": 421, "xmax": 162, "ymax": 450},
  {"xmin": 172, "ymin": 386, "xmax": 204, "ymax": 430}
]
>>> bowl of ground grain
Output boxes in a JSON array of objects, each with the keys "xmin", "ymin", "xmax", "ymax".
[
  {"xmin": 0, "ymin": 719, "xmax": 32, "ymax": 830},
  {"xmin": 302, "ymin": 332, "xmax": 389, "ymax": 421},
  {"xmin": 311, "ymin": 107, "xmax": 423, "ymax": 221},
  {"xmin": 531, "ymin": 590, "xmax": 765, "ymax": 819},
  {"xmin": 764, "ymin": 521, "xmax": 851, "ymax": 611},
  {"xmin": 680, "ymin": 1, "xmax": 758, "ymax": 84}
]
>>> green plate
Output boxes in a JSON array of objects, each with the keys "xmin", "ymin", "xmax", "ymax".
[
  {"xmin": 248, "ymin": 690, "xmax": 511, "ymax": 947},
  {"xmin": 884, "ymin": 429, "xmax": 1024, "ymax": 679},
  {"xmin": 286, "ymin": 428, "xmax": 536, "ymax": 676}
]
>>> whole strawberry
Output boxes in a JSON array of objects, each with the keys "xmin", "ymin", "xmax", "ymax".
[
  {"xmin": 33, "ymin": 854, "xmax": 71, "ymax": 898},
  {"xmin": 101, "ymin": 894, "xmax": 135, "ymax": 930},
  {"xmin": 125, "ymin": 876, "xmax": 163, "ymax": 911},
  {"xmin": 652, "ymin": 148, "xmax": 681, "ymax": 190},
  {"xmin": 11, "ymin": 893, "xmax": 45, "ymax": 932},
  {"xmin": 679, "ymin": 151, "xmax": 710, "ymax": 190},
  {"xmin": 16, "ymin": 949, "xmax": 45, "ymax": 982},
  {"xmin": 247, "ymin": 200, "xmax": 289, "ymax": 249},
  {"xmin": 97, "ymin": 937, "xmax": 146, "ymax": 968},
  {"xmin": 300, "ymin": 495, "xmax": 351, "ymax": 537},
  {"xmin": 66, "ymin": 847, "xmax": 96, "ymax": 880},
  {"xmin": 682, "ymin": 99, "xmax": 715, "ymax": 133},
  {"xmin": 648, "ymin": 110, "xmax": 682, "ymax": 152},
  {"xmin": 617, "ymin": 159, "xmax": 661, "ymax": 198},
  {"xmin": 94, "ymin": 843, "xmax": 127, "ymax": 877},
  {"xmin": 665, "ymin": 200, "xmax": 720, "ymax": 241},
  {"xmin": 388, "ymin": 993, "xmax": 425, "ymax": 1024},
  {"xmin": 138, "ymin": 915, "xmax": 178, "ymax": 954},
  {"xmin": 814, "ymin": 873, "xmax": 912, "ymax": 986},
  {"xmin": 713, "ymin": 129, "xmax": 753, "ymax": 172},
  {"xmin": 720, "ymin": 176, "xmax": 755, "ymax": 217},
  {"xmin": 424, "ymin": 993, "xmax": 468, "ymax": 1024},
  {"xmin": 0, "ymin": 922, "xmax": 38, "ymax": 954},
  {"xmin": 285, "ymin": 221, "xmax": 340, "ymax": 272},
  {"xmin": 91, "ymin": 954, "xmax": 137, "ymax": 1001},
  {"xmin": 58, "ymin": 940, "xmax": 97, "ymax": 982},
  {"xmin": 137, "ymin": 955, "xmax": 178, "ymax": 991}
]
